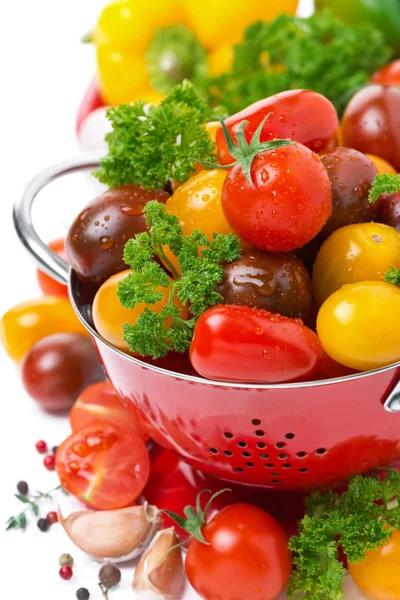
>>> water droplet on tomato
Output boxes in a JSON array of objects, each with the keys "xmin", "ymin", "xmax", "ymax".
[
  {"xmin": 100, "ymin": 236, "xmax": 114, "ymax": 250},
  {"xmin": 262, "ymin": 349, "xmax": 271, "ymax": 359},
  {"xmin": 255, "ymin": 327, "xmax": 264, "ymax": 336}
]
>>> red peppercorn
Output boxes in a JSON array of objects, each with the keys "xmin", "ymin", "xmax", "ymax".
[
  {"xmin": 43, "ymin": 454, "xmax": 56, "ymax": 471},
  {"xmin": 35, "ymin": 440, "xmax": 48, "ymax": 454},
  {"xmin": 59, "ymin": 565, "xmax": 73, "ymax": 581},
  {"xmin": 46, "ymin": 511, "xmax": 58, "ymax": 525}
]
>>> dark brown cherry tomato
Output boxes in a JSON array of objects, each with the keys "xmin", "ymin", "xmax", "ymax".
[
  {"xmin": 319, "ymin": 147, "xmax": 378, "ymax": 239},
  {"xmin": 376, "ymin": 191, "xmax": 400, "ymax": 231},
  {"xmin": 21, "ymin": 333, "xmax": 104, "ymax": 412},
  {"xmin": 372, "ymin": 60, "xmax": 400, "ymax": 86},
  {"xmin": 217, "ymin": 89, "xmax": 339, "ymax": 165},
  {"xmin": 37, "ymin": 238, "xmax": 69, "ymax": 298},
  {"xmin": 342, "ymin": 85, "xmax": 400, "ymax": 172},
  {"xmin": 190, "ymin": 305, "xmax": 323, "ymax": 383},
  {"xmin": 66, "ymin": 184, "xmax": 170, "ymax": 284},
  {"xmin": 218, "ymin": 249, "xmax": 313, "ymax": 320},
  {"xmin": 294, "ymin": 238, "xmax": 322, "ymax": 273}
]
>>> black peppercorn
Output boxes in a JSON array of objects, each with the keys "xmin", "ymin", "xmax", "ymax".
[
  {"xmin": 76, "ymin": 588, "xmax": 90, "ymax": 600},
  {"xmin": 37, "ymin": 518, "xmax": 49, "ymax": 532},
  {"xmin": 16, "ymin": 481, "xmax": 29, "ymax": 496},
  {"xmin": 52, "ymin": 446, "xmax": 59, "ymax": 454}
]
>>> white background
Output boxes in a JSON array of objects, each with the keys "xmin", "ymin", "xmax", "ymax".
[{"xmin": 0, "ymin": 1, "xmax": 366, "ymax": 598}]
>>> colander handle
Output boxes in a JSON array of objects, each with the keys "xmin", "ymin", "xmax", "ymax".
[
  {"xmin": 13, "ymin": 152, "xmax": 104, "ymax": 285},
  {"xmin": 384, "ymin": 379, "xmax": 400, "ymax": 413}
]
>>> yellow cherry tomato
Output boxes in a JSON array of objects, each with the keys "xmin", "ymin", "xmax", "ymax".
[
  {"xmin": 313, "ymin": 223, "xmax": 400, "ymax": 306},
  {"xmin": 0, "ymin": 297, "xmax": 88, "ymax": 362},
  {"xmin": 208, "ymin": 45, "xmax": 233, "ymax": 76},
  {"xmin": 349, "ymin": 529, "xmax": 400, "ymax": 600},
  {"xmin": 185, "ymin": 0, "xmax": 298, "ymax": 49},
  {"xmin": 165, "ymin": 169, "xmax": 233, "ymax": 241},
  {"xmin": 92, "ymin": 270, "xmax": 187, "ymax": 353},
  {"xmin": 366, "ymin": 154, "xmax": 397, "ymax": 175},
  {"xmin": 317, "ymin": 281, "xmax": 400, "ymax": 371}
]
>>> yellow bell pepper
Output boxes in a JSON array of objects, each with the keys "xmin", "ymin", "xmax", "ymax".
[{"xmin": 91, "ymin": 0, "xmax": 298, "ymax": 106}]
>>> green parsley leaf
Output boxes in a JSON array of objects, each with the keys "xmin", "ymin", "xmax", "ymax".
[
  {"xmin": 384, "ymin": 265, "xmax": 400, "ymax": 286},
  {"xmin": 288, "ymin": 470, "xmax": 400, "ymax": 600},
  {"xmin": 209, "ymin": 11, "xmax": 391, "ymax": 115},
  {"xmin": 369, "ymin": 173, "xmax": 400, "ymax": 203},
  {"xmin": 118, "ymin": 201, "xmax": 241, "ymax": 358},
  {"xmin": 95, "ymin": 80, "xmax": 227, "ymax": 191}
]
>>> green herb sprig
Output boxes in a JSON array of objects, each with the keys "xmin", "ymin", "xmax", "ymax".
[
  {"xmin": 95, "ymin": 80, "xmax": 226, "ymax": 191},
  {"xmin": 288, "ymin": 470, "xmax": 400, "ymax": 600},
  {"xmin": 6, "ymin": 485, "xmax": 63, "ymax": 531},
  {"xmin": 369, "ymin": 173, "xmax": 400, "ymax": 204},
  {"xmin": 118, "ymin": 201, "xmax": 240, "ymax": 358}
]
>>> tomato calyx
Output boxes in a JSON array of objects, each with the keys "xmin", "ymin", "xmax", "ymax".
[
  {"xmin": 164, "ymin": 488, "xmax": 230, "ymax": 547},
  {"xmin": 199, "ymin": 115, "xmax": 295, "ymax": 186}
]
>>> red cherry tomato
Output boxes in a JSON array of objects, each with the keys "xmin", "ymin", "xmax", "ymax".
[
  {"xmin": 221, "ymin": 143, "xmax": 332, "ymax": 252},
  {"xmin": 36, "ymin": 238, "xmax": 68, "ymax": 298},
  {"xmin": 216, "ymin": 90, "xmax": 339, "ymax": 165},
  {"xmin": 342, "ymin": 85, "xmax": 400, "ymax": 171},
  {"xmin": 372, "ymin": 59, "xmax": 400, "ymax": 86},
  {"xmin": 311, "ymin": 351, "xmax": 358, "ymax": 381},
  {"xmin": 56, "ymin": 424, "xmax": 150, "ymax": 510},
  {"xmin": 186, "ymin": 504, "xmax": 292, "ymax": 600},
  {"xmin": 69, "ymin": 381, "xmax": 147, "ymax": 440},
  {"xmin": 190, "ymin": 304, "xmax": 323, "ymax": 383},
  {"xmin": 21, "ymin": 333, "xmax": 104, "ymax": 412}
]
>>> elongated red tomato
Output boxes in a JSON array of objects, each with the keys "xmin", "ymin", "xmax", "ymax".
[
  {"xmin": 37, "ymin": 238, "xmax": 68, "ymax": 298},
  {"xmin": 190, "ymin": 305, "xmax": 323, "ymax": 383},
  {"xmin": 216, "ymin": 89, "xmax": 339, "ymax": 165},
  {"xmin": 186, "ymin": 504, "xmax": 292, "ymax": 600},
  {"xmin": 221, "ymin": 142, "xmax": 332, "ymax": 252},
  {"xmin": 56, "ymin": 424, "xmax": 150, "ymax": 510}
]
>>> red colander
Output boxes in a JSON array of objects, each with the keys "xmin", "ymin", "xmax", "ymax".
[{"xmin": 14, "ymin": 153, "xmax": 400, "ymax": 492}]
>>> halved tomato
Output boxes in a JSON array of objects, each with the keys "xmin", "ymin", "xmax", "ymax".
[
  {"xmin": 56, "ymin": 424, "xmax": 150, "ymax": 510},
  {"xmin": 69, "ymin": 381, "xmax": 147, "ymax": 441}
]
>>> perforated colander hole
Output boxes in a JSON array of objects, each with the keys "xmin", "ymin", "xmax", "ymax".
[
  {"xmin": 260, "ymin": 453, "xmax": 270, "ymax": 459},
  {"xmin": 316, "ymin": 448, "xmax": 328, "ymax": 455},
  {"xmin": 238, "ymin": 441, "xmax": 247, "ymax": 448},
  {"xmin": 255, "ymin": 430, "xmax": 265, "ymax": 437},
  {"xmin": 224, "ymin": 450, "xmax": 233, "ymax": 457},
  {"xmin": 252, "ymin": 418, "xmax": 262, "ymax": 426},
  {"xmin": 282, "ymin": 463, "xmax": 292, "ymax": 469},
  {"xmin": 257, "ymin": 442, "xmax": 266, "ymax": 449},
  {"xmin": 278, "ymin": 453, "xmax": 288, "ymax": 460},
  {"xmin": 224, "ymin": 432, "xmax": 234, "ymax": 439},
  {"xmin": 242, "ymin": 451, "xmax": 251, "ymax": 458},
  {"xmin": 276, "ymin": 441, "xmax": 287, "ymax": 449},
  {"xmin": 246, "ymin": 462, "xmax": 255, "ymax": 468},
  {"xmin": 296, "ymin": 451, "xmax": 308, "ymax": 458},
  {"xmin": 285, "ymin": 433, "xmax": 295, "ymax": 440},
  {"xmin": 235, "ymin": 467, "xmax": 244, "ymax": 473},
  {"xmin": 299, "ymin": 468, "xmax": 308, "ymax": 473},
  {"xmin": 272, "ymin": 480, "xmax": 281, "ymax": 484},
  {"xmin": 209, "ymin": 448, "xmax": 218, "ymax": 455},
  {"xmin": 271, "ymin": 472, "xmax": 280, "ymax": 477},
  {"xmin": 266, "ymin": 463, "xmax": 275, "ymax": 468}
]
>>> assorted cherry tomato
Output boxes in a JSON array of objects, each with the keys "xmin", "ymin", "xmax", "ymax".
[
  {"xmin": 313, "ymin": 223, "xmax": 400, "ymax": 306},
  {"xmin": 0, "ymin": 296, "xmax": 88, "ymax": 362},
  {"xmin": 36, "ymin": 238, "xmax": 69, "ymax": 298},
  {"xmin": 372, "ymin": 59, "xmax": 400, "ymax": 87},
  {"xmin": 56, "ymin": 424, "xmax": 150, "ymax": 510},
  {"xmin": 221, "ymin": 142, "xmax": 332, "ymax": 252},
  {"xmin": 216, "ymin": 89, "xmax": 339, "ymax": 165},
  {"xmin": 376, "ymin": 191, "xmax": 400, "ymax": 231},
  {"xmin": 69, "ymin": 381, "xmax": 147, "ymax": 440},
  {"xmin": 185, "ymin": 503, "xmax": 292, "ymax": 600},
  {"xmin": 190, "ymin": 304, "xmax": 323, "ymax": 383},
  {"xmin": 317, "ymin": 281, "xmax": 400, "ymax": 371}
]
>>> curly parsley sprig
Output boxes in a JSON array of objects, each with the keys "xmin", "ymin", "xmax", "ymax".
[
  {"xmin": 95, "ymin": 80, "xmax": 227, "ymax": 191},
  {"xmin": 117, "ymin": 201, "xmax": 240, "ymax": 358},
  {"xmin": 369, "ymin": 173, "xmax": 400, "ymax": 204},
  {"xmin": 288, "ymin": 470, "xmax": 400, "ymax": 600}
]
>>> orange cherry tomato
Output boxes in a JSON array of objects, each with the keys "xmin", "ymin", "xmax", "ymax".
[
  {"xmin": 56, "ymin": 424, "xmax": 150, "ymax": 510},
  {"xmin": 366, "ymin": 154, "xmax": 397, "ymax": 175},
  {"xmin": 349, "ymin": 529, "xmax": 400, "ymax": 600},
  {"xmin": 69, "ymin": 381, "xmax": 147, "ymax": 441},
  {"xmin": 92, "ymin": 269, "xmax": 188, "ymax": 353},
  {"xmin": 0, "ymin": 296, "xmax": 88, "ymax": 362},
  {"xmin": 36, "ymin": 238, "xmax": 69, "ymax": 298}
]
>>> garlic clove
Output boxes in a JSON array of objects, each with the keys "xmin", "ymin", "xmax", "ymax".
[
  {"xmin": 59, "ymin": 502, "xmax": 161, "ymax": 563},
  {"xmin": 133, "ymin": 527, "xmax": 184, "ymax": 599}
]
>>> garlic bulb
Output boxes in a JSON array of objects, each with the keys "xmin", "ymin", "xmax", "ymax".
[
  {"xmin": 133, "ymin": 528, "xmax": 184, "ymax": 599},
  {"xmin": 59, "ymin": 503, "xmax": 161, "ymax": 563}
]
